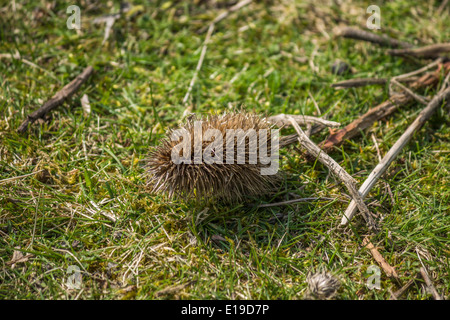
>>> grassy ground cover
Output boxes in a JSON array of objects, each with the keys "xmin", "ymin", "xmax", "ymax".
[{"xmin": 0, "ymin": 0, "xmax": 449, "ymax": 299}]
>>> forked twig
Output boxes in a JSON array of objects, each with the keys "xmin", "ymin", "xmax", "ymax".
[
  {"xmin": 388, "ymin": 58, "xmax": 443, "ymax": 102},
  {"xmin": 320, "ymin": 62, "xmax": 450, "ymax": 152},
  {"xmin": 341, "ymin": 86, "xmax": 450, "ymax": 225},
  {"xmin": 92, "ymin": 4, "xmax": 130, "ymax": 45},
  {"xmin": 288, "ymin": 117, "xmax": 378, "ymax": 232},
  {"xmin": 211, "ymin": 0, "xmax": 252, "ymax": 25},
  {"xmin": 389, "ymin": 79, "xmax": 429, "ymax": 105},
  {"xmin": 332, "ymin": 59, "xmax": 442, "ymax": 90},
  {"xmin": 393, "ymin": 58, "xmax": 443, "ymax": 80}
]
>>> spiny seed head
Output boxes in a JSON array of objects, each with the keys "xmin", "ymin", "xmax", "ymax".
[
  {"xmin": 306, "ymin": 271, "xmax": 341, "ymax": 300},
  {"xmin": 146, "ymin": 111, "xmax": 284, "ymax": 203}
]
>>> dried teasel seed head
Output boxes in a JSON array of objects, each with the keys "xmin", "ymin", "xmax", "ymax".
[
  {"xmin": 146, "ymin": 111, "xmax": 294, "ymax": 203},
  {"xmin": 305, "ymin": 271, "xmax": 341, "ymax": 300}
]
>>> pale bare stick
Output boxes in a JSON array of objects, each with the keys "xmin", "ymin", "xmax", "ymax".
[
  {"xmin": 183, "ymin": 0, "xmax": 253, "ymax": 105},
  {"xmin": 308, "ymin": 91, "xmax": 321, "ymax": 116},
  {"xmin": 419, "ymin": 267, "xmax": 442, "ymax": 300},
  {"xmin": 305, "ymin": 124, "xmax": 312, "ymax": 138},
  {"xmin": 267, "ymin": 114, "xmax": 340, "ymax": 128},
  {"xmin": 363, "ymin": 237, "xmax": 399, "ymax": 280},
  {"xmin": 0, "ymin": 170, "xmax": 45, "ymax": 185},
  {"xmin": 288, "ymin": 116, "xmax": 377, "ymax": 231},
  {"xmin": 341, "ymin": 86, "xmax": 450, "ymax": 225}
]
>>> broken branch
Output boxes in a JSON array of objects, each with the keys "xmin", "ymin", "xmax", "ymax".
[
  {"xmin": 320, "ymin": 62, "xmax": 450, "ymax": 153},
  {"xmin": 336, "ymin": 27, "xmax": 411, "ymax": 48},
  {"xmin": 419, "ymin": 267, "xmax": 442, "ymax": 300},
  {"xmin": 341, "ymin": 85, "xmax": 450, "ymax": 225},
  {"xmin": 288, "ymin": 116, "xmax": 378, "ymax": 232},
  {"xmin": 390, "ymin": 276, "xmax": 417, "ymax": 300},
  {"xmin": 17, "ymin": 66, "xmax": 94, "ymax": 134},
  {"xmin": 388, "ymin": 43, "xmax": 450, "ymax": 60},
  {"xmin": 363, "ymin": 237, "xmax": 399, "ymax": 280},
  {"xmin": 331, "ymin": 78, "xmax": 388, "ymax": 89}
]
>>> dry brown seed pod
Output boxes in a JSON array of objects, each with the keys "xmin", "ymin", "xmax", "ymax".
[
  {"xmin": 305, "ymin": 271, "xmax": 341, "ymax": 300},
  {"xmin": 146, "ymin": 112, "xmax": 296, "ymax": 203}
]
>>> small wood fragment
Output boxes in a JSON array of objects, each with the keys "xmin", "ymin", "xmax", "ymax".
[
  {"xmin": 331, "ymin": 78, "xmax": 387, "ymax": 89},
  {"xmin": 288, "ymin": 117, "xmax": 378, "ymax": 231},
  {"xmin": 336, "ymin": 27, "xmax": 411, "ymax": 48},
  {"xmin": 320, "ymin": 62, "xmax": 450, "ymax": 153},
  {"xmin": 419, "ymin": 267, "xmax": 442, "ymax": 300},
  {"xmin": 341, "ymin": 85, "xmax": 450, "ymax": 225},
  {"xmin": 363, "ymin": 237, "xmax": 399, "ymax": 280},
  {"xmin": 388, "ymin": 43, "xmax": 450, "ymax": 60},
  {"xmin": 17, "ymin": 66, "xmax": 94, "ymax": 134},
  {"xmin": 390, "ymin": 277, "xmax": 416, "ymax": 300}
]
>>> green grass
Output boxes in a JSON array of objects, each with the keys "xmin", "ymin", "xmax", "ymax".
[{"xmin": 0, "ymin": 0, "xmax": 449, "ymax": 300}]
